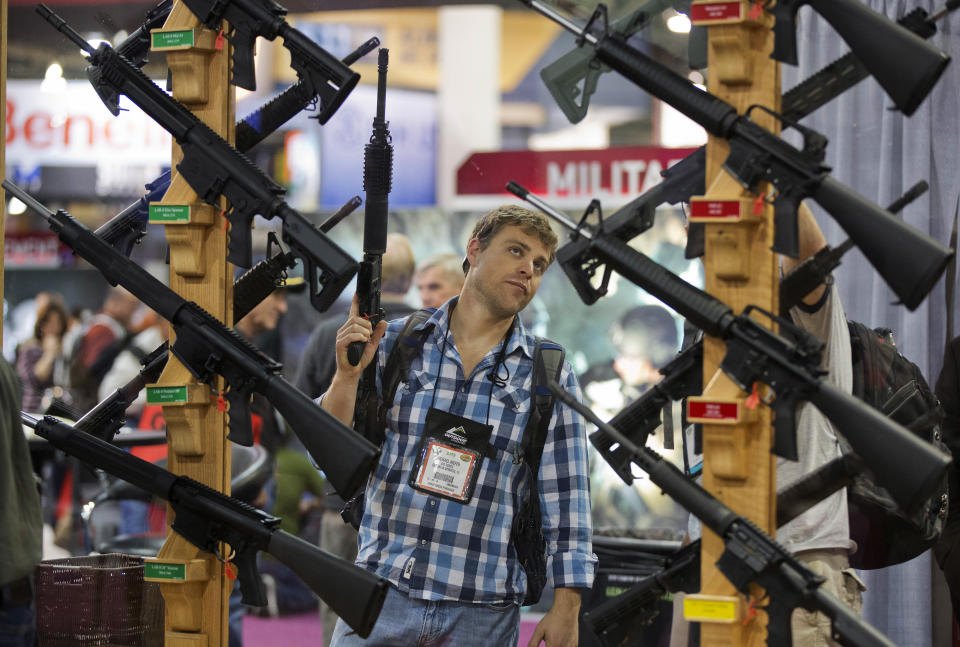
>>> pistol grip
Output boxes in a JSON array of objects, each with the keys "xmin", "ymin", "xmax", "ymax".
[
  {"xmin": 772, "ymin": 399, "xmax": 799, "ymax": 461},
  {"xmin": 771, "ymin": 194, "xmax": 801, "ymax": 259},
  {"xmin": 769, "ymin": 2, "xmax": 801, "ymax": 66},
  {"xmin": 225, "ymin": 211, "xmax": 254, "ymax": 269},
  {"xmin": 234, "ymin": 549, "xmax": 267, "ymax": 607},
  {"xmin": 229, "ymin": 29, "xmax": 258, "ymax": 91},
  {"xmin": 225, "ymin": 386, "xmax": 254, "ymax": 447},
  {"xmin": 347, "ymin": 342, "xmax": 364, "ymax": 366}
]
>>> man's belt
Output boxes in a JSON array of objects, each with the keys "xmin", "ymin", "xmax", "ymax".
[{"xmin": 0, "ymin": 575, "xmax": 34, "ymax": 608}]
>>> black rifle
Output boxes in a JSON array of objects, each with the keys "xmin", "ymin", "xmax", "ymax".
[
  {"xmin": 87, "ymin": 0, "xmax": 376, "ymax": 256},
  {"xmin": 768, "ymin": 0, "xmax": 950, "ymax": 116},
  {"xmin": 548, "ymin": 386, "xmax": 894, "ymax": 647},
  {"xmin": 589, "ymin": 181, "xmax": 928, "ymax": 481},
  {"xmin": 22, "ymin": 412, "xmax": 388, "ymax": 637},
  {"xmin": 348, "ymin": 49, "xmax": 393, "ymax": 368},
  {"xmin": 520, "ymin": 0, "xmax": 953, "ymax": 311},
  {"xmin": 4, "ymin": 180, "xmax": 379, "ymax": 499},
  {"xmin": 38, "ymin": 6, "xmax": 358, "ymax": 312},
  {"xmin": 178, "ymin": 0, "xmax": 358, "ymax": 121},
  {"xmin": 509, "ymin": 182, "xmax": 951, "ymax": 514},
  {"xmin": 584, "ymin": 453, "xmax": 863, "ymax": 645}
]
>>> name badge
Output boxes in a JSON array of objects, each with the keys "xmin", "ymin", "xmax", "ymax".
[{"xmin": 413, "ymin": 438, "xmax": 480, "ymax": 502}]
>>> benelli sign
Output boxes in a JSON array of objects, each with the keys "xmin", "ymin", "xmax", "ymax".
[
  {"xmin": 456, "ymin": 146, "xmax": 699, "ymax": 205},
  {"xmin": 5, "ymin": 80, "xmax": 172, "ymax": 167}
]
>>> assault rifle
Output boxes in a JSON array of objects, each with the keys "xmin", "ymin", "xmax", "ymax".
[
  {"xmin": 349, "ymin": 50, "xmax": 394, "ymax": 452},
  {"xmin": 520, "ymin": 0, "xmax": 953, "ymax": 311},
  {"xmin": 584, "ymin": 453, "xmax": 864, "ymax": 645},
  {"xmin": 589, "ymin": 182, "xmax": 929, "ymax": 481},
  {"xmin": 22, "ymin": 413, "xmax": 388, "ymax": 637},
  {"xmin": 39, "ymin": 6, "xmax": 358, "ymax": 312},
  {"xmin": 87, "ymin": 0, "xmax": 376, "ymax": 256},
  {"xmin": 4, "ymin": 180, "xmax": 379, "ymax": 499},
  {"xmin": 508, "ymin": 182, "xmax": 951, "ymax": 514},
  {"xmin": 179, "ymin": 0, "xmax": 357, "ymax": 121},
  {"xmin": 548, "ymin": 386, "xmax": 895, "ymax": 647},
  {"xmin": 348, "ymin": 49, "xmax": 393, "ymax": 368}
]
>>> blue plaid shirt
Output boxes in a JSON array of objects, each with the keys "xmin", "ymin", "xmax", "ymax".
[{"xmin": 354, "ymin": 302, "xmax": 597, "ymax": 603}]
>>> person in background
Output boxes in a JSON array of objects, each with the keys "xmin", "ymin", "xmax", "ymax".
[
  {"xmin": 933, "ymin": 335, "xmax": 960, "ymax": 626},
  {"xmin": 0, "ymin": 357, "xmax": 43, "ymax": 646},
  {"xmin": 415, "ymin": 252, "xmax": 465, "ymax": 309},
  {"xmin": 294, "ymin": 232, "xmax": 417, "ymax": 647},
  {"xmin": 323, "ymin": 206, "xmax": 596, "ymax": 647},
  {"xmin": 16, "ymin": 298, "xmax": 70, "ymax": 412},
  {"xmin": 97, "ymin": 310, "xmax": 169, "ymax": 424},
  {"xmin": 68, "ymin": 287, "xmax": 141, "ymax": 413},
  {"xmin": 229, "ymin": 277, "xmax": 304, "ymax": 646},
  {"xmin": 670, "ymin": 204, "xmax": 863, "ymax": 647}
]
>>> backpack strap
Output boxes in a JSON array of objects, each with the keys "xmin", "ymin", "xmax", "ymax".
[
  {"xmin": 377, "ymin": 309, "xmax": 435, "ymax": 434},
  {"xmin": 520, "ymin": 338, "xmax": 566, "ymax": 475}
]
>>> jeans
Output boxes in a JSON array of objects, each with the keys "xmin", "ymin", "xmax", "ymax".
[
  {"xmin": 330, "ymin": 585, "xmax": 519, "ymax": 647},
  {"xmin": 0, "ymin": 603, "xmax": 36, "ymax": 647}
]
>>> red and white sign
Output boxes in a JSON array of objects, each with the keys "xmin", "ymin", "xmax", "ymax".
[
  {"xmin": 456, "ymin": 146, "xmax": 699, "ymax": 208},
  {"xmin": 687, "ymin": 400, "xmax": 740, "ymax": 421},
  {"xmin": 690, "ymin": 1, "xmax": 743, "ymax": 22},
  {"xmin": 6, "ymin": 80, "xmax": 172, "ymax": 168},
  {"xmin": 690, "ymin": 200, "xmax": 743, "ymax": 220}
]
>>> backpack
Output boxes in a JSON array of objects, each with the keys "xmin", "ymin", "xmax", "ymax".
[
  {"xmin": 342, "ymin": 309, "xmax": 565, "ymax": 605},
  {"xmin": 844, "ymin": 320, "xmax": 949, "ymax": 569}
]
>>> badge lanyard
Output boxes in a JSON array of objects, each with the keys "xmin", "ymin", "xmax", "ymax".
[{"xmin": 408, "ymin": 314, "xmax": 514, "ymax": 504}]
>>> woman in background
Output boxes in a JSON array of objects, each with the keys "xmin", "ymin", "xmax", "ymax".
[{"xmin": 16, "ymin": 299, "xmax": 69, "ymax": 412}]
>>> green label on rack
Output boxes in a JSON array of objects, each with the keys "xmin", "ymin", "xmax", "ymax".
[
  {"xmin": 148, "ymin": 204, "xmax": 191, "ymax": 223},
  {"xmin": 152, "ymin": 30, "xmax": 195, "ymax": 49},
  {"xmin": 146, "ymin": 386, "xmax": 189, "ymax": 404},
  {"xmin": 144, "ymin": 562, "xmax": 186, "ymax": 581}
]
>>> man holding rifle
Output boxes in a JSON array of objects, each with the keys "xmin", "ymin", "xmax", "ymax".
[{"xmin": 321, "ymin": 206, "xmax": 596, "ymax": 646}]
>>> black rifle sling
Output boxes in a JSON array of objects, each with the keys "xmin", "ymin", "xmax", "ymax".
[
  {"xmin": 377, "ymin": 309, "xmax": 435, "ymax": 429},
  {"xmin": 520, "ymin": 340, "xmax": 566, "ymax": 473}
]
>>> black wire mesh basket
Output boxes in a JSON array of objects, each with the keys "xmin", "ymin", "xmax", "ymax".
[{"xmin": 35, "ymin": 553, "xmax": 164, "ymax": 647}]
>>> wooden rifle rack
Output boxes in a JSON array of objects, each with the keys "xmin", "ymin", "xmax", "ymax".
[
  {"xmin": 141, "ymin": 2, "xmax": 235, "ymax": 644},
  {"xmin": 684, "ymin": 1, "xmax": 780, "ymax": 644}
]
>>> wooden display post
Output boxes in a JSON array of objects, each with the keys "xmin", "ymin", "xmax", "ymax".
[
  {"xmin": 141, "ymin": 3, "xmax": 235, "ymax": 645},
  {"xmin": 684, "ymin": 2, "xmax": 780, "ymax": 645}
]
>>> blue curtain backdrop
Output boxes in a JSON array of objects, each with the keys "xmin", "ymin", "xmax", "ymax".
[{"xmin": 782, "ymin": 2, "xmax": 960, "ymax": 644}]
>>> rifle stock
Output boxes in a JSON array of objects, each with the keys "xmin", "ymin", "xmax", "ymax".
[
  {"xmin": 769, "ymin": 0, "xmax": 949, "ymax": 115},
  {"xmin": 267, "ymin": 531, "xmax": 387, "ymax": 637}
]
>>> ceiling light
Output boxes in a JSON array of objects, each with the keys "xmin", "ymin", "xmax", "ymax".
[
  {"xmin": 667, "ymin": 13, "xmax": 691, "ymax": 34},
  {"xmin": 8, "ymin": 197, "xmax": 27, "ymax": 216}
]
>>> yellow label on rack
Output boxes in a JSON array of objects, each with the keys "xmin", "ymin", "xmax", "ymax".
[{"xmin": 683, "ymin": 596, "xmax": 738, "ymax": 622}]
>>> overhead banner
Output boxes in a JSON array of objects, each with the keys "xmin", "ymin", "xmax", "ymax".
[
  {"xmin": 456, "ymin": 146, "xmax": 699, "ymax": 208},
  {"xmin": 5, "ymin": 80, "xmax": 172, "ymax": 169}
]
